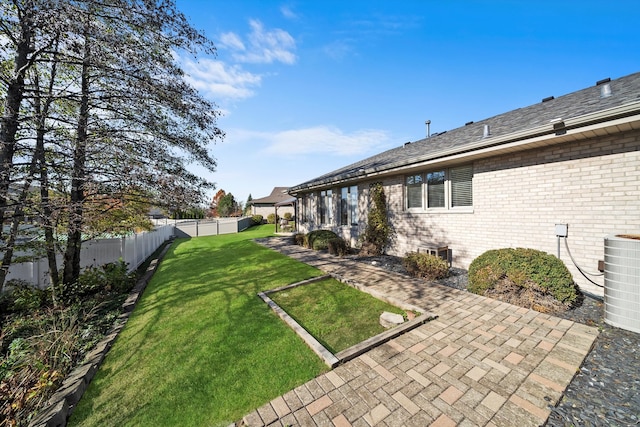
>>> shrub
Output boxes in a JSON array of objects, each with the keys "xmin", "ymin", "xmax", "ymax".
[
  {"xmin": 327, "ymin": 237, "xmax": 349, "ymax": 256},
  {"xmin": 283, "ymin": 212, "xmax": 293, "ymax": 221},
  {"xmin": 468, "ymin": 248, "xmax": 578, "ymax": 305},
  {"xmin": 266, "ymin": 213, "xmax": 277, "ymax": 224},
  {"xmin": 402, "ymin": 252, "xmax": 449, "ymax": 280},
  {"xmin": 360, "ymin": 182, "xmax": 393, "ymax": 256},
  {"xmin": 102, "ymin": 260, "xmax": 135, "ymax": 293},
  {"xmin": 293, "ymin": 233, "xmax": 306, "ymax": 246},
  {"xmin": 0, "ymin": 280, "xmax": 50, "ymax": 313},
  {"xmin": 251, "ymin": 215, "xmax": 263, "ymax": 225},
  {"xmin": 307, "ymin": 230, "xmax": 339, "ymax": 251},
  {"xmin": 58, "ymin": 261, "xmax": 135, "ymax": 304}
]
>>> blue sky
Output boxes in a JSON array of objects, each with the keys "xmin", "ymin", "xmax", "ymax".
[{"xmin": 175, "ymin": 0, "xmax": 640, "ymax": 206}]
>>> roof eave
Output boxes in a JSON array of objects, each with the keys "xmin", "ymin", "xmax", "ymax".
[{"xmin": 289, "ymin": 101, "xmax": 640, "ymax": 194}]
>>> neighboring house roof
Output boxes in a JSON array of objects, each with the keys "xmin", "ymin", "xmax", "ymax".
[
  {"xmin": 250, "ymin": 187, "xmax": 292, "ymax": 205},
  {"xmin": 275, "ymin": 196, "xmax": 296, "ymax": 207},
  {"xmin": 289, "ymin": 71, "xmax": 640, "ymax": 194}
]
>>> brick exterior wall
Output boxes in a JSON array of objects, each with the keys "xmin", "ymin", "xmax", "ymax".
[{"xmin": 297, "ymin": 129, "xmax": 640, "ymax": 296}]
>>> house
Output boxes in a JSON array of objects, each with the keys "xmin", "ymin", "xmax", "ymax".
[
  {"xmin": 249, "ymin": 187, "xmax": 296, "ymax": 219},
  {"xmin": 288, "ymin": 72, "xmax": 640, "ymax": 297}
]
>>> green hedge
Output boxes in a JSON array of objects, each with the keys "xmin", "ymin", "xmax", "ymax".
[
  {"xmin": 402, "ymin": 252, "xmax": 449, "ymax": 280},
  {"xmin": 306, "ymin": 230, "xmax": 339, "ymax": 251},
  {"xmin": 327, "ymin": 237, "xmax": 349, "ymax": 256},
  {"xmin": 468, "ymin": 248, "xmax": 578, "ymax": 305}
]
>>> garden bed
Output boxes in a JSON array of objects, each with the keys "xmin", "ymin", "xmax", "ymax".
[{"xmin": 261, "ymin": 275, "xmax": 432, "ymax": 367}]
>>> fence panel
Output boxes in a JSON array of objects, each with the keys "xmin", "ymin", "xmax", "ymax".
[
  {"xmin": 218, "ymin": 219, "xmax": 239, "ymax": 235},
  {"xmin": 5, "ymin": 225, "xmax": 174, "ymax": 288},
  {"xmin": 174, "ymin": 221, "xmax": 198, "ymax": 238},
  {"xmin": 197, "ymin": 221, "xmax": 219, "ymax": 237}
]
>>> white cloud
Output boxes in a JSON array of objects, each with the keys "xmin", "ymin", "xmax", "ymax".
[
  {"xmin": 219, "ymin": 19, "xmax": 297, "ymax": 65},
  {"xmin": 322, "ymin": 40, "xmax": 354, "ymax": 61},
  {"xmin": 231, "ymin": 126, "xmax": 392, "ymax": 156},
  {"xmin": 280, "ymin": 5, "xmax": 299, "ymax": 20},
  {"xmin": 182, "ymin": 57, "xmax": 262, "ymax": 100},
  {"xmin": 218, "ymin": 32, "xmax": 245, "ymax": 51}
]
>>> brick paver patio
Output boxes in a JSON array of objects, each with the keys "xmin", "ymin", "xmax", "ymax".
[{"xmin": 241, "ymin": 238, "xmax": 598, "ymax": 426}]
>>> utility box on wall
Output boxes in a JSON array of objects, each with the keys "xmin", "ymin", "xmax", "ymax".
[{"xmin": 555, "ymin": 224, "xmax": 568, "ymax": 237}]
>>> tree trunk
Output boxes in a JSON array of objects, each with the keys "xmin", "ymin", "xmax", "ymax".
[
  {"xmin": 0, "ymin": 3, "xmax": 34, "ymax": 292},
  {"xmin": 62, "ymin": 29, "xmax": 90, "ymax": 286},
  {"xmin": 32, "ymin": 51, "xmax": 61, "ymax": 294}
]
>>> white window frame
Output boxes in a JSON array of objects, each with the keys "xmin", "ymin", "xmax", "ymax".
[
  {"xmin": 319, "ymin": 189, "xmax": 334, "ymax": 225},
  {"xmin": 340, "ymin": 185, "xmax": 358, "ymax": 226},
  {"xmin": 404, "ymin": 165, "xmax": 473, "ymax": 212}
]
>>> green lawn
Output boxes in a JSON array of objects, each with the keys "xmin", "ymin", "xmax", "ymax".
[
  {"xmin": 269, "ymin": 278, "xmax": 406, "ymax": 353},
  {"xmin": 69, "ymin": 225, "xmax": 328, "ymax": 427}
]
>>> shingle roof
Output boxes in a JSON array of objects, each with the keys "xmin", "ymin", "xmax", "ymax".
[
  {"xmin": 250, "ymin": 187, "xmax": 292, "ymax": 205},
  {"xmin": 289, "ymin": 71, "xmax": 640, "ymax": 193}
]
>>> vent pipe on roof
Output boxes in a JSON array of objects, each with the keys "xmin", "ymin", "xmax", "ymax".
[
  {"xmin": 483, "ymin": 124, "xmax": 491, "ymax": 138},
  {"xmin": 600, "ymin": 83, "xmax": 612, "ymax": 98},
  {"xmin": 425, "ymin": 120, "xmax": 431, "ymax": 138}
]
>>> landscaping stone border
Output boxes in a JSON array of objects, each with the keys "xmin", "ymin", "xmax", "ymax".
[
  {"xmin": 257, "ymin": 274, "xmax": 436, "ymax": 368},
  {"xmin": 28, "ymin": 240, "xmax": 174, "ymax": 427}
]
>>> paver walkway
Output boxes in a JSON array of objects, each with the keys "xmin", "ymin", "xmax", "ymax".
[{"xmin": 241, "ymin": 238, "xmax": 598, "ymax": 427}]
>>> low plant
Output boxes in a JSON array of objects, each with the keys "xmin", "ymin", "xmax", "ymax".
[
  {"xmin": 402, "ymin": 252, "xmax": 449, "ymax": 280},
  {"xmin": 0, "ymin": 280, "xmax": 50, "ymax": 313},
  {"xmin": 327, "ymin": 237, "xmax": 349, "ymax": 256},
  {"xmin": 293, "ymin": 233, "xmax": 306, "ymax": 246},
  {"xmin": 59, "ymin": 260, "xmax": 135, "ymax": 304},
  {"xmin": 468, "ymin": 248, "xmax": 578, "ymax": 306},
  {"xmin": 306, "ymin": 230, "xmax": 339, "ymax": 251},
  {"xmin": 283, "ymin": 212, "xmax": 293, "ymax": 221},
  {"xmin": 266, "ymin": 213, "xmax": 277, "ymax": 224},
  {"xmin": 251, "ymin": 215, "xmax": 263, "ymax": 225},
  {"xmin": 0, "ymin": 301, "xmax": 126, "ymax": 426}
]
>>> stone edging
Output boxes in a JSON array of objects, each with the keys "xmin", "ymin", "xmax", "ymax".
[
  {"xmin": 28, "ymin": 240, "xmax": 174, "ymax": 427},
  {"xmin": 257, "ymin": 274, "xmax": 437, "ymax": 368}
]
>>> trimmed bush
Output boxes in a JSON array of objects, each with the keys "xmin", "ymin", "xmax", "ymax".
[
  {"xmin": 402, "ymin": 252, "xmax": 449, "ymax": 280},
  {"xmin": 468, "ymin": 248, "xmax": 578, "ymax": 305},
  {"xmin": 266, "ymin": 213, "xmax": 277, "ymax": 224},
  {"xmin": 327, "ymin": 237, "xmax": 349, "ymax": 256},
  {"xmin": 307, "ymin": 230, "xmax": 339, "ymax": 251},
  {"xmin": 283, "ymin": 212, "xmax": 293, "ymax": 221},
  {"xmin": 251, "ymin": 215, "xmax": 263, "ymax": 225},
  {"xmin": 293, "ymin": 233, "xmax": 306, "ymax": 246}
]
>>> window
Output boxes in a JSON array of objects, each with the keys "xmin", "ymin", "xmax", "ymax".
[
  {"xmin": 340, "ymin": 185, "xmax": 358, "ymax": 226},
  {"xmin": 450, "ymin": 165, "xmax": 473, "ymax": 207},
  {"xmin": 319, "ymin": 189, "xmax": 333, "ymax": 225},
  {"xmin": 406, "ymin": 174, "xmax": 423, "ymax": 209},
  {"xmin": 405, "ymin": 165, "xmax": 473, "ymax": 211},
  {"xmin": 300, "ymin": 195, "xmax": 311, "ymax": 223},
  {"xmin": 427, "ymin": 171, "xmax": 445, "ymax": 208}
]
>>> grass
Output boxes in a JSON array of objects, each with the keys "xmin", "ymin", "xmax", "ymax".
[
  {"xmin": 68, "ymin": 225, "xmax": 328, "ymax": 427},
  {"xmin": 269, "ymin": 278, "xmax": 406, "ymax": 353}
]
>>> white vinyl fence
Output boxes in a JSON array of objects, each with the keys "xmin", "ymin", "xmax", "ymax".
[
  {"xmin": 6, "ymin": 217, "xmax": 255, "ymax": 288},
  {"xmin": 6, "ymin": 225, "xmax": 174, "ymax": 288},
  {"xmin": 172, "ymin": 217, "xmax": 254, "ymax": 238}
]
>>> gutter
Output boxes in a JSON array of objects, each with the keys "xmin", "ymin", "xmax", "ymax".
[{"xmin": 288, "ymin": 101, "xmax": 640, "ymax": 195}]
